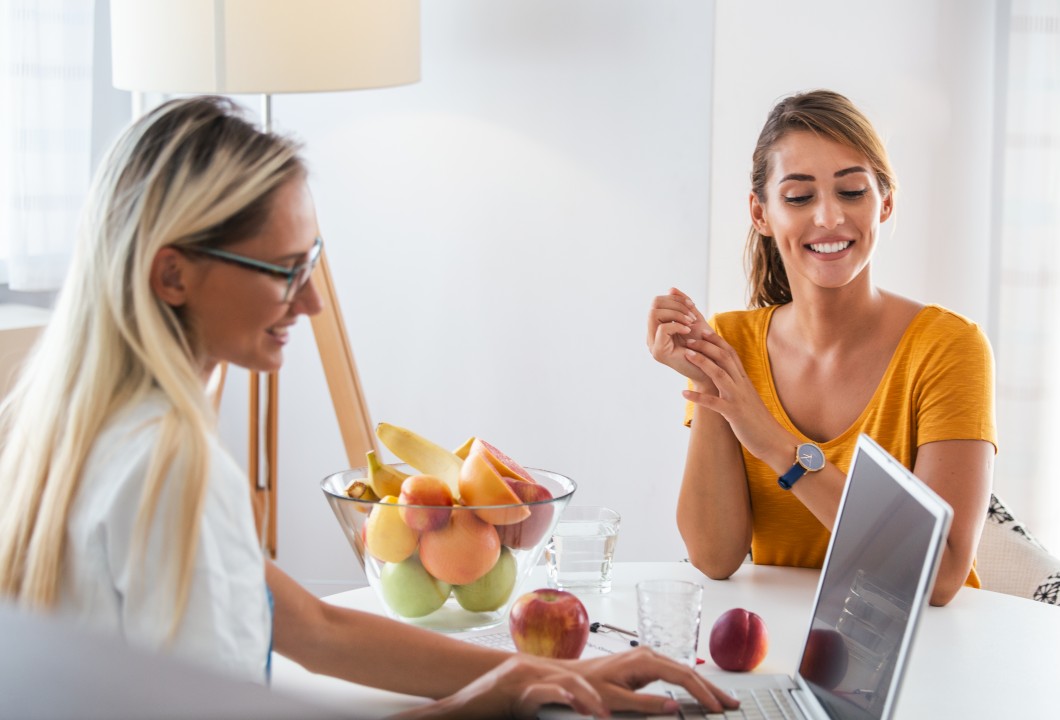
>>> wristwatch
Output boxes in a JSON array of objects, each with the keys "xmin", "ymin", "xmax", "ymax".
[{"xmin": 778, "ymin": 442, "xmax": 826, "ymax": 490}]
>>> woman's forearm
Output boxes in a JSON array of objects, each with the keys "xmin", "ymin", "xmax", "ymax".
[
  {"xmin": 267, "ymin": 561, "xmax": 509, "ymax": 698},
  {"xmin": 678, "ymin": 406, "xmax": 754, "ymax": 579}
]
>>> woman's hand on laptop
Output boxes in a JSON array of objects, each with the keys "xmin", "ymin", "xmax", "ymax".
[
  {"xmin": 397, "ymin": 654, "xmax": 608, "ymax": 719},
  {"xmin": 568, "ymin": 646, "xmax": 740, "ymax": 715}
]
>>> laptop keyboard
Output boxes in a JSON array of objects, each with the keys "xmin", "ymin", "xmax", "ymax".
[{"xmin": 672, "ymin": 687, "xmax": 802, "ymax": 720}]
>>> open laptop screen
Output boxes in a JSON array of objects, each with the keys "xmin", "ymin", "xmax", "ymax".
[{"xmin": 795, "ymin": 436, "xmax": 951, "ymax": 720}]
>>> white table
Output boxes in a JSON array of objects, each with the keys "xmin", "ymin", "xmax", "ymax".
[{"xmin": 271, "ymin": 562, "xmax": 1060, "ymax": 718}]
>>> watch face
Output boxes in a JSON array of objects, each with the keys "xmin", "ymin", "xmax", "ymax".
[{"xmin": 798, "ymin": 443, "xmax": 826, "ymax": 472}]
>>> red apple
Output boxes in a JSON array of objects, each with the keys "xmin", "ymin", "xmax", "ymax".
[
  {"xmin": 508, "ymin": 588, "xmax": 589, "ymax": 659},
  {"xmin": 708, "ymin": 608, "xmax": 768, "ymax": 672},
  {"xmin": 798, "ymin": 627, "xmax": 849, "ymax": 689},
  {"xmin": 496, "ymin": 479, "xmax": 555, "ymax": 549},
  {"xmin": 398, "ymin": 474, "xmax": 454, "ymax": 531}
]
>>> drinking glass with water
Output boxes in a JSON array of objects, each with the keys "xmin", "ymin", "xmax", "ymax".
[{"xmin": 544, "ymin": 506, "xmax": 621, "ymax": 594}]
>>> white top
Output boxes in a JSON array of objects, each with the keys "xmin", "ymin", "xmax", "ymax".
[{"xmin": 58, "ymin": 391, "xmax": 271, "ymax": 683}]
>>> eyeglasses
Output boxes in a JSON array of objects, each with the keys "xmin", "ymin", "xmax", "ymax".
[{"xmin": 184, "ymin": 236, "xmax": 323, "ymax": 302}]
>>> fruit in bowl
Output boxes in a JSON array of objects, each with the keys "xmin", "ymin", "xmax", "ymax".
[{"xmin": 321, "ymin": 423, "xmax": 577, "ymax": 633}]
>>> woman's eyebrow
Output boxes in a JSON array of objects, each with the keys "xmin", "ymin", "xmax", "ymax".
[
  {"xmin": 779, "ymin": 173, "xmax": 814, "ymax": 183},
  {"xmin": 779, "ymin": 166, "xmax": 869, "ymax": 184},
  {"xmin": 835, "ymin": 165, "xmax": 869, "ymax": 178}
]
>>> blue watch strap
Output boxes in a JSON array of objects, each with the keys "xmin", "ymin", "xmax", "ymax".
[{"xmin": 778, "ymin": 463, "xmax": 807, "ymax": 490}]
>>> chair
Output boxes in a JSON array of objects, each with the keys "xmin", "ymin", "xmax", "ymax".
[{"xmin": 976, "ymin": 493, "xmax": 1060, "ymax": 605}]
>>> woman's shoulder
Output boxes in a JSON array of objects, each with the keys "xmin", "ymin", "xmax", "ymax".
[
  {"xmin": 78, "ymin": 391, "xmax": 239, "ymax": 515},
  {"xmin": 906, "ymin": 304, "xmax": 991, "ymax": 345},
  {"xmin": 710, "ymin": 305, "xmax": 777, "ymax": 334},
  {"xmin": 83, "ymin": 392, "xmax": 172, "ymax": 483},
  {"xmin": 895, "ymin": 304, "xmax": 994, "ymax": 374}
]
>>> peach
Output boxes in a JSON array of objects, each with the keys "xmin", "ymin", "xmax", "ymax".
[
  {"xmin": 364, "ymin": 496, "xmax": 419, "ymax": 564},
  {"xmin": 708, "ymin": 608, "xmax": 769, "ymax": 672},
  {"xmin": 419, "ymin": 509, "xmax": 501, "ymax": 585},
  {"xmin": 496, "ymin": 478, "xmax": 555, "ymax": 549},
  {"xmin": 458, "ymin": 453, "xmax": 531, "ymax": 526},
  {"xmin": 398, "ymin": 475, "xmax": 454, "ymax": 531},
  {"xmin": 469, "ymin": 438, "xmax": 535, "ymax": 483}
]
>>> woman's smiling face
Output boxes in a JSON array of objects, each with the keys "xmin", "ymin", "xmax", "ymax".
[
  {"xmin": 179, "ymin": 177, "xmax": 324, "ymax": 376},
  {"xmin": 750, "ymin": 130, "xmax": 893, "ymax": 296}
]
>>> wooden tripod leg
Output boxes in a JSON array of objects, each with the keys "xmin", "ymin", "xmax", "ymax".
[
  {"xmin": 249, "ymin": 370, "xmax": 278, "ymax": 557},
  {"xmin": 249, "ymin": 371, "xmax": 265, "ymax": 542},
  {"xmin": 310, "ymin": 249, "xmax": 378, "ymax": 465},
  {"xmin": 264, "ymin": 370, "xmax": 279, "ymax": 557}
]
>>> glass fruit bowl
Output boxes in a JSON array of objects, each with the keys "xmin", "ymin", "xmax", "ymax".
[{"xmin": 322, "ymin": 464, "xmax": 576, "ymax": 633}]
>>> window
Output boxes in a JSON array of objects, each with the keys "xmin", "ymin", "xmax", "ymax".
[
  {"xmin": 994, "ymin": 0, "xmax": 1060, "ymax": 550},
  {"xmin": 1, "ymin": 0, "xmax": 95, "ymax": 291}
]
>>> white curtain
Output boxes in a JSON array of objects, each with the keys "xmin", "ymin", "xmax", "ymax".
[
  {"xmin": 0, "ymin": 0, "xmax": 95, "ymax": 290},
  {"xmin": 994, "ymin": 0, "xmax": 1060, "ymax": 550}
]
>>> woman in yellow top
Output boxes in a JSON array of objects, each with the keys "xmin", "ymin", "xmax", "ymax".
[{"xmin": 647, "ymin": 90, "xmax": 996, "ymax": 607}]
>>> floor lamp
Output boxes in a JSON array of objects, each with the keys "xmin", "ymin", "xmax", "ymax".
[{"xmin": 109, "ymin": 0, "xmax": 420, "ymax": 556}]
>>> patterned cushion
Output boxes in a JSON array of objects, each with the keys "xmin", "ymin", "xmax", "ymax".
[{"xmin": 977, "ymin": 494, "xmax": 1060, "ymax": 605}]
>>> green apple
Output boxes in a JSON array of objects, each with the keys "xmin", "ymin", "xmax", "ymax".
[
  {"xmin": 379, "ymin": 555, "xmax": 452, "ymax": 618},
  {"xmin": 453, "ymin": 546, "xmax": 517, "ymax": 612}
]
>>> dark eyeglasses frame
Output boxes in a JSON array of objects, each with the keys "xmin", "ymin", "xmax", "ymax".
[{"xmin": 183, "ymin": 236, "xmax": 323, "ymax": 302}]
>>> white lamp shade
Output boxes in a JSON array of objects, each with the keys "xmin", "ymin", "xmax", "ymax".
[{"xmin": 110, "ymin": 0, "xmax": 420, "ymax": 94}]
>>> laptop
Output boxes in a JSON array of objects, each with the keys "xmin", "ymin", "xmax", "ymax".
[{"xmin": 543, "ymin": 433, "xmax": 953, "ymax": 720}]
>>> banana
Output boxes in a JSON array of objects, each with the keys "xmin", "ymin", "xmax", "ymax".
[
  {"xmin": 453, "ymin": 436, "xmax": 476, "ymax": 460},
  {"xmin": 344, "ymin": 478, "xmax": 380, "ymax": 503},
  {"xmin": 366, "ymin": 449, "xmax": 409, "ymax": 498},
  {"xmin": 376, "ymin": 422, "xmax": 464, "ymax": 498}
]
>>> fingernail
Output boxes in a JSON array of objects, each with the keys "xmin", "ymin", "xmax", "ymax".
[
  {"xmin": 662, "ymin": 699, "xmax": 679, "ymax": 713},
  {"xmin": 686, "ymin": 314, "xmax": 695, "ymax": 322},
  {"xmin": 685, "ymin": 350, "xmax": 696, "ymax": 359}
]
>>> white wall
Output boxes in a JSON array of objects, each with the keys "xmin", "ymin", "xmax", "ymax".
[
  {"xmin": 218, "ymin": 1, "xmax": 716, "ymax": 595},
  {"xmin": 216, "ymin": 1, "xmax": 1004, "ymax": 595},
  {"xmin": 709, "ymin": 0, "xmax": 998, "ymax": 325}
]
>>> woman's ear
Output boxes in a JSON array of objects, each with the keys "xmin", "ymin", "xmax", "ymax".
[
  {"xmin": 150, "ymin": 247, "xmax": 190, "ymax": 307},
  {"xmin": 880, "ymin": 194, "xmax": 894, "ymax": 223},
  {"xmin": 749, "ymin": 193, "xmax": 770, "ymax": 235}
]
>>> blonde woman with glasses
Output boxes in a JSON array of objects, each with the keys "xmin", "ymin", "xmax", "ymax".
[{"xmin": 0, "ymin": 96, "xmax": 736, "ymax": 719}]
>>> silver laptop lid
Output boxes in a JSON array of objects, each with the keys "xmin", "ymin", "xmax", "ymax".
[{"xmin": 793, "ymin": 434, "xmax": 953, "ymax": 720}]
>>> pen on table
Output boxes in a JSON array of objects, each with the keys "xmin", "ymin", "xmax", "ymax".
[{"xmin": 589, "ymin": 621, "xmax": 706, "ymax": 665}]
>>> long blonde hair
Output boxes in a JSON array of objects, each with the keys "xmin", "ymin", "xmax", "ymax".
[
  {"xmin": 745, "ymin": 90, "xmax": 898, "ymax": 308},
  {"xmin": 0, "ymin": 96, "xmax": 304, "ymax": 637}
]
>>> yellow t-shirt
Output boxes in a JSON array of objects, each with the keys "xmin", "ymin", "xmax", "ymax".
[{"xmin": 684, "ymin": 304, "xmax": 997, "ymax": 586}]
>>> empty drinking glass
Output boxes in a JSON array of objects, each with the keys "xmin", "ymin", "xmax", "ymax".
[{"xmin": 636, "ymin": 579, "xmax": 703, "ymax": 667}]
